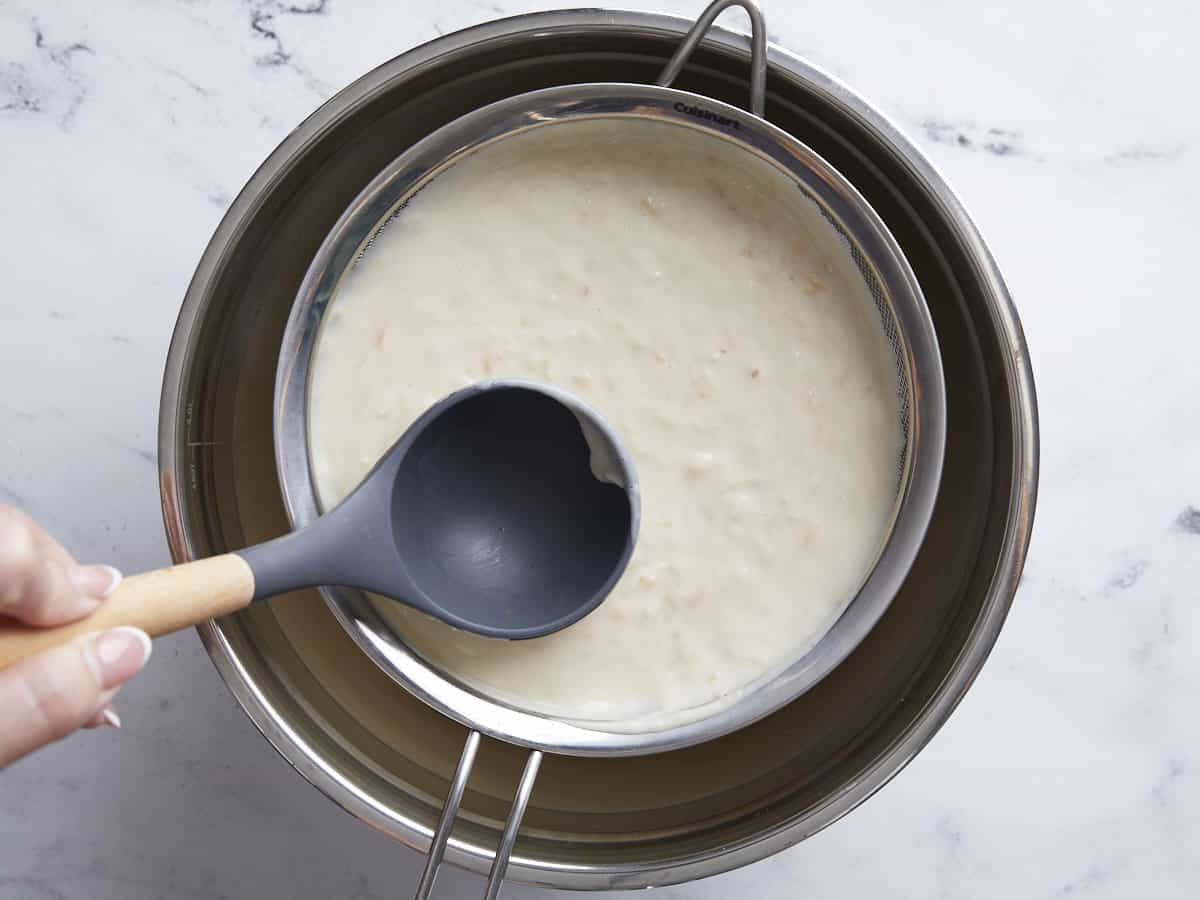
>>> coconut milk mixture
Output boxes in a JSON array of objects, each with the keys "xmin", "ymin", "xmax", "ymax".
[{"xmin": 309, "ymin": 120, "xmax": 901, "ymax": 725}]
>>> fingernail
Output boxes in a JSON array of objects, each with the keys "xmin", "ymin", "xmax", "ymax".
[
  {"xmin": 102, "ymin": 707, "xmax": 122, "ymax": 729},
  {"xmin": 70, "ymin": 564, "xmax": 122, "ymax": 599},
  {"xmin": 85, "ymin": 626, "xmax": 152, "ymax": 690}
]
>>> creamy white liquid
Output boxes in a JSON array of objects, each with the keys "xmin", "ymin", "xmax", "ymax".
[{"xmin": 309, "ymin": 119, "xmax": 901, "ymax": 727}]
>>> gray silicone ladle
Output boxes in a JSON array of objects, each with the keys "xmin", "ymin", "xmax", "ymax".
[{"xmin": 0, "ymin": 381, "xmax": 640, "ymax": 667}]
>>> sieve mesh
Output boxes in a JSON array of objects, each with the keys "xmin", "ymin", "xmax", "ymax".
[
  {"xmin": 820, "ymin": 206, "xmax": 912, "ymax": 488},
  {"xmin": 277, "ymin": 87, "xmax": 944, "ymax": 761}
]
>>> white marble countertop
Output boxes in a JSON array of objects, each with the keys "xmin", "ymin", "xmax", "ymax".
[{"xmin": 1, "ymin": 1, "xmax": 1197, "ymax": 897}]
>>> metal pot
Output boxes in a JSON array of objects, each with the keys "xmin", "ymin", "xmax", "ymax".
[{"xmin": 159, "ymin": 7, "xmax": 1037, "ymax": 891}]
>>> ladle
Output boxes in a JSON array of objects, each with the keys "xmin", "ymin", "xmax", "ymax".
[{"xmin": 0, "ymin": 381, "xmax": 639, "ymax": 667}]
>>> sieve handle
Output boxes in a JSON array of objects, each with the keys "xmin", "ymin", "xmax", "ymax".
[
  {"xmin": 414, "ymin": 731, "xmax": 543, "ymax": 900},
  {"xmin": 655, "ymin": 0, "xmax": 768, "ymax": 116}
]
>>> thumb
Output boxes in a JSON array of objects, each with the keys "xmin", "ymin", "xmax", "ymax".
[{"xmin": 0, "ymin": 627, "xmax": 151, "ymax": 768}]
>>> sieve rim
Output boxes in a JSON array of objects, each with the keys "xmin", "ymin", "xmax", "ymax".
[{"xmin": 273, "ymin": 83, "xmax": 946, "ymax": 757}]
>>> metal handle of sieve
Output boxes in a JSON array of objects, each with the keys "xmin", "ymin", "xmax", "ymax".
[
  {"xmin": 655, "ymin": 0, "xmax": 767, "ymax": 116},
  {"xmin": 414, "ymin": 730, "xmax": 544, "ymax": 900}
]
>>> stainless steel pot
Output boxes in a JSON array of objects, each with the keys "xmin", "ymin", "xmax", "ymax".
[{"xmin": 159, "ymin": 7, "xmax": 1037, "ymax": 891}]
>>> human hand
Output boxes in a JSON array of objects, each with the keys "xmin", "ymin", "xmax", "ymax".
[{"xmin": 0, "ymin": 506, "xmax": 151, "ymax": 767}]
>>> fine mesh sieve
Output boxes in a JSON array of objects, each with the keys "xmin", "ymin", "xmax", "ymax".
[{"xmin": 271, "ymin": 1, "xmax": 945, "ymax": 895}]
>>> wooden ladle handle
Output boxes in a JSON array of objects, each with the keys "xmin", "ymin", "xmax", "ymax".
[{"xmin": 0, "ymin": 554, "xmax": 255, "ymax": 670}]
